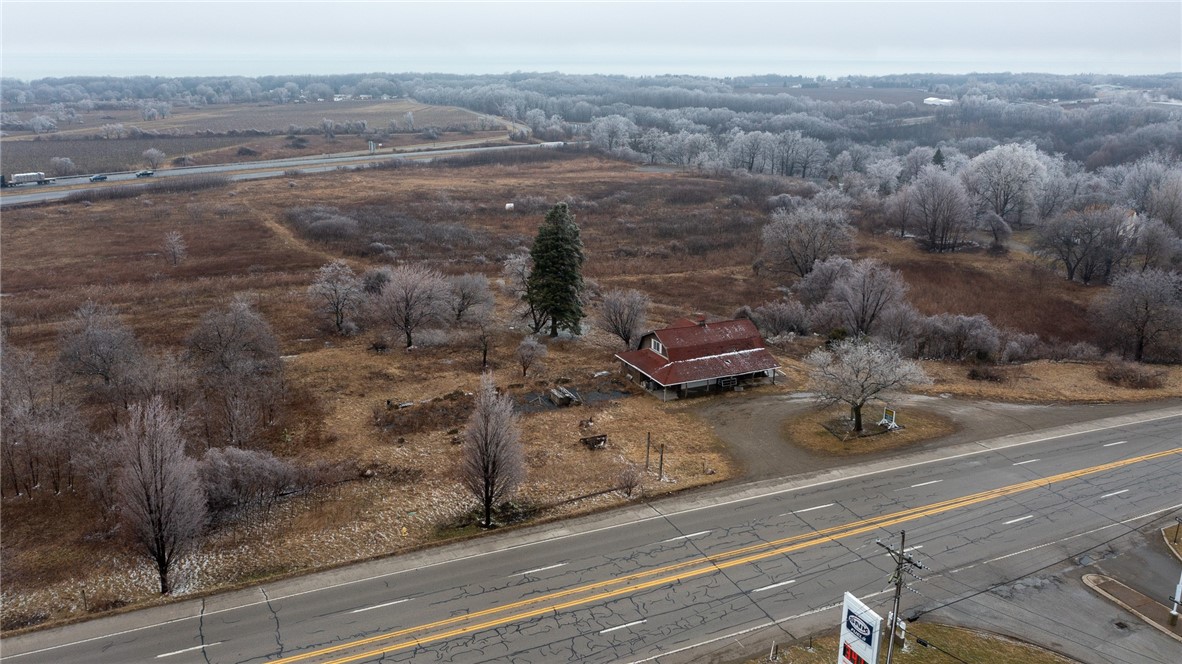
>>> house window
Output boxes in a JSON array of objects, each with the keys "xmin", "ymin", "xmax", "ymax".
[{"xmin": 650, "ymin": 338, "xmax": 665, "ymax": 356}]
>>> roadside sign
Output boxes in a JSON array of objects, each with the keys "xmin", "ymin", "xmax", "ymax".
[
  {"xmin": 879, "ymin": 408, "xmax": 898, "ymax": 430},
  {"xmin": 839, "ymin": 592, "xmax": 882, "ymax": 664}
]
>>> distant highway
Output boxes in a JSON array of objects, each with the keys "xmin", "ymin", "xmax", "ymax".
[
  {"xmin": 4, "ymin": 407, "xmax": 1179, "ymax": 664},
  {"xmin": 0, "ymin": 140, "xmax": 571, "ymax": 208}
]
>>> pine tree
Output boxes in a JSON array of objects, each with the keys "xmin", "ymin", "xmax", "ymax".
[
  {"xmin": 932, "ymin": 147, "xmax": 946, "ymax": 168},
  {"xmin": 527, "ymin": 203, "xmax": 585, "ymax": 337}
]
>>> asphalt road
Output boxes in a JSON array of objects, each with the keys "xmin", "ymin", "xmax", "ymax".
[
  {"xmin": 0, "ymin": 140, "xmax": 570, "ymax": 207},
  {"xmin": 4, "ymin": 406, "xmax": 1179, "ymax": 664}
]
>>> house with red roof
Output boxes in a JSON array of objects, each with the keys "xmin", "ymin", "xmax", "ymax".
[{"xmin": 615, "ymin": 316, "xmax": 781, "ymax": 400}]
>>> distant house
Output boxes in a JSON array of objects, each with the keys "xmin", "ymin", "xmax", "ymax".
[
  {"xmin": 923, "ymin": 97, "xmax": 955, "ymax": 107},
  {"xmin": 615, "ymin": 316, "xmax": 781, "ymax": 401}
]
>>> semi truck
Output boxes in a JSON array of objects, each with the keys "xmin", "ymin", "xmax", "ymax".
[{"xmin": 0, "ymin": 172, "xmax": 55, "ymax": 188}]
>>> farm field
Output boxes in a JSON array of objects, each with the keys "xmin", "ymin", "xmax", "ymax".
[
  {"xmin": 0, "ymin": 99, "xmax": 506, "ymax": 174},
  {"xmin": 3, "ymin": 152, "xmax": 1179, "ymax": 632}
]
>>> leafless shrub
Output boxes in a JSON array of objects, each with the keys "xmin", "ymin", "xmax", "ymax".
[
  {"xmin": 967, "ymin": 366, "xmax": 1006, "ymax": 382},
  {"xmin": 1097, "ymin": 360, "xmax": 1167, "ymax": 389},
  {"xmin": 618, "ymin": 463, "xmax": 642, "ymax": 497},
  {"xmin": 199, "ymin": 446, "xmax": 299, "ymax": 516}
]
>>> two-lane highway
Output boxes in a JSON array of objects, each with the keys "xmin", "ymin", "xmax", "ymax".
[{"xmin": 3, "ymin": 408, "xmax": 1180, "ymax": 663}]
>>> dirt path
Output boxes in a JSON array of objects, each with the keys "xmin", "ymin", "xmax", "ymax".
[{"xmin": 690, "ymin": 392, "xmax": 1182, "ymax": 481}]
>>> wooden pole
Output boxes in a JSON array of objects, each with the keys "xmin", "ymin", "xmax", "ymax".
[
  {"xmin": 645, "ymin": 432, "xmax": 651, "ymax": 470},
  {"xmin": 658, "ymin": 443, "xmax": 665, "ymax": 480}
]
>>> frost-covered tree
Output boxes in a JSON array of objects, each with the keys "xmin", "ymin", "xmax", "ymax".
[
  {"xmin": 142, "ymin": 148, "xmax": 166, "ymax": 169},
  {"xmin": 806, "ymin": 339, "xmax": 930, "ymax": 432},
  {"xmin": 910, "ymin": 165, "xmax": 973, "ymax": 252},
  {"xmin": 372, "ymin": 264, "xmax": 450, "ymax": 348},
  {"xmin": 308, "ymin": 260, "xmax": 363, "ymax": 335},
  {"xmin": 759, "ymin": 205, "xmax": 854, "ymax": 279},
  {"xmin": 115, "ymin": 396, "xmax": 206, "ymax": 594},
  {"xmin": 1091, "ymin": 268, "xmax": 1182, "ymax": 362},
  {"xmin": 459, "ymin": 374, "xmax": 525, "ymax": 528},
  {"xmin": 962, "ymin": 143, "xmax": 1047, "ymax": 228}
]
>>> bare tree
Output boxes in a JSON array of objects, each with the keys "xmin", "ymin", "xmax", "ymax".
[
  {"xmin": 910, "ymin": 165, "xmax": 973, "ymax": 252},
  {"xmin": 1091, "ymin": 268, "xmax": 1182, "ymax": 362},
  {"xmin": 142, "ymin": 148, "xmax": 166, "ymax": 169},
  {"xmin": 115, "ymin": 396, "xmax": 206, "ymax": 594},
  {"xmin": 308, "ymin": 260, "xmax": 363, "ymax": 335},
  {"xmin": 162, "ymin": 231, "xmax": 187, "ymax": 267},
  {"xmin": 185, "ymin": 298, "xmax": 282, "ymax": 447},
  {"xmin": 1034, "ymin": 207, "xmax": 1128, "ymax": 283},
  {"xmin": 827, "ymin": 260, "xmax": 909, "ymax": 337},
  {"xmin": 371, "ymin": 264, "xmax": 450, "ymax": 348},
  {"xmin": 58, "ymin": 301, "xmax": 145, "ymax": 417},
  {"xmin": 447, "ymin": 273, "xmax": 495, "ymax": 324},
  {"xmin": 597, "ymin": 289, "xmax": 650, "ymax": 349},
  {"xmin": 516, "ymin": 337, "xmax": 546, "ymax": 378},
  {"xmin": 501, "ymin": 251, "xmax": 549, "ymax": 333},
  {"xmin": 806, "ymin": 339, "xmax": 930, "ymax": 432},
  {"xmin": 459, "ymin": 375, "xmax": 525, "ymax": 528},
  {"xmin": 758, "ymin": 204, "xmax": 854, "ymax": 278}
]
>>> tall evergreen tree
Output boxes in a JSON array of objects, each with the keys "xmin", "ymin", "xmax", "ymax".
[
  {"xmin": 527, "ymin": 203, "xmax": 585, "ymax": 337},
  {"xmin": 932, "ymin": 147, "xmax": 946, "ymax": 168}
]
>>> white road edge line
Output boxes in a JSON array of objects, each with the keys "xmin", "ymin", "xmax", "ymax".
[
  {"xmin": 156, "ymin": 642, "xmax": 222, "ymax": 658},
  {"xmin": 910, "ymin": 480, "xmax": 942, "ymax": 488},
  {"xmin": 600, "ymin": 619, "xmax": 646, "ymax": 634},
  {"xmin": 515, "ymin": 563, "xmax": 567, "ymax": 577},
  {"xmin": 753, "ymin": 580, "xmax": 796, "ymax": 593},
  {"xmin": 1103, "ymin": 440, "xmax": 1128, "ymax": 447},
  {"xmin": 1012, "ymin": 459, "xmax": 1040, "ymax": 465},
  {"xmin": 350, "ymin": 598, "xmax": 410, "ymax": 614},
  {"xmin": 959, "ymin": 502, "xmax": 1182, "ymax": 570},
  {"xmin": 780, "ymin": 503, "xmax": 834, "ymax": 516},
  {"xmin": 11, "ymin": 412, "xmax": 1178, "ymax": 660},
  {"xmin": 1101, "ymin": 489, "xmax": 1129, "ymax": 498},
  {"xmin": 1003, "ymin": 515, "xmax": 1035, "ymax": 525},
  {"xmin": 662, "ymin": 530, "xmax": 711, "ymax": 543}
]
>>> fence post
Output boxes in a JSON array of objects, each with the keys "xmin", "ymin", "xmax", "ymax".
[
  {"xmin": 658, "ymin": 443, "xmax": 665, "ymax": 480},
  {"xmin": 645, "ymin": 432, "xmax": 651, "ymax": 470}
]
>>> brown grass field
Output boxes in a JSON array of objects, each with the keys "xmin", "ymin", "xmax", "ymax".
[
  {"xmin": 0, "ymin": 100, "xmax": 501, "ymax": 175},
  {"xmin": 2, "ymin": 152, "xmax": 1179, "ymax": 631}
]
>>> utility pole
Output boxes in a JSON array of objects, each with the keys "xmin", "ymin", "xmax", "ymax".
[{"xmin": 877, "ymin": 530, "xmax": 924, "ymax": 664}]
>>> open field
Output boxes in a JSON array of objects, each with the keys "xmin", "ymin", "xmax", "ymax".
[
  {"xmin": 3, "ymin": 152, "xmax": 1180, "ymax": 631},
  {"xmin": 1, "ymin": 100, "xmax": 504, "ymax": 174},
  {"xmin": 2, "ymin": 99, "xmax": 491, "ymax": 139}
]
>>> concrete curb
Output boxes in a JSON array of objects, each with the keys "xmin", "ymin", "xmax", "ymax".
[
  {"xmin": 1162, "ymin": 526, "xmax": 1182, "ymax": 564},
  {"xmin": 1082, "ymin": 574, "xmax": 1182, "ymax": 644}
]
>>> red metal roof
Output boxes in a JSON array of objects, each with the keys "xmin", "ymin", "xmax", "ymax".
[{"xmin": 615, "ymin": 318, "xmax": 779, "ymax": 387}]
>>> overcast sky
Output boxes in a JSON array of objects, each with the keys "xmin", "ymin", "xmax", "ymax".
[{"xmin": 2, "ymin": 1, "xmax": 1179, "ymax": 81}]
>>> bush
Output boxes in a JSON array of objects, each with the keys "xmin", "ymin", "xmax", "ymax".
[
  {"xmin": 1097, "ymin": 360, "xmax": 1166, "ymax": 389},
  {"xmin": 967, "ymin": 366, "xmax": 1006, "ymax": 382}
]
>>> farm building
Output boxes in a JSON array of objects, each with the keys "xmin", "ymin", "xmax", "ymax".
[
  {"xmin": 615, "ymin": 316, "xmax": 781, "ymax": 401},
  {"xmin": 923, "ymin": 97, "xmax": 955, "ymax": 106}
]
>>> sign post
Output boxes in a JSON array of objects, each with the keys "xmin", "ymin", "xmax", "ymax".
[
  {"xmin": 838, "ymin": 592, "xmax": 882, "ymax": 664},
  {"xmin": 878, "ymin": 408, "xmax": 898, "ymax": 430}
]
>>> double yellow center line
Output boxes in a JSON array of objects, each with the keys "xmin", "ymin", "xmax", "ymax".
[{"xmin": 270, "ymin": 447, "xmax": 1180, "ymax": 664}]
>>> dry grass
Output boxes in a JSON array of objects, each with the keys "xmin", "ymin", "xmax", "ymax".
[
  {"xmin": 916, "ymin": 360, "xmax": 1182, "ymax": 403},
  {"xmin": 3, "ymin": 153, "xmax": 1178, "ymax": 632},
  {"xmin": 781, "ymin": 406, "xmax": 958, "ymax": 456},
  {"xmin": 745, "ymin": 623, "xmax": 1074, "ymax": 664}
]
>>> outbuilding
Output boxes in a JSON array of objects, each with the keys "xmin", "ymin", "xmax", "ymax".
[{"xmin": 615, "ymin": 316, "xmax": 781, "ymax": 401}]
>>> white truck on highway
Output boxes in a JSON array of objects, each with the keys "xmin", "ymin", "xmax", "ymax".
[{"xmin": 1, "ymin": 172, "xmax": 55, "ymax": 187}]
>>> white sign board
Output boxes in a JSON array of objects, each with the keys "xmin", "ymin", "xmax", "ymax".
[{"xmin": 838, "ymin": 592, "xmax": 882, "ymax": 664}]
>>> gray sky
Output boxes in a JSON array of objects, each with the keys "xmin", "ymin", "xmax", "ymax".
[{"xmin": 2, "ymin": 1, "xmax": 1179, "ymax": 80}]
